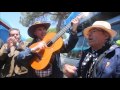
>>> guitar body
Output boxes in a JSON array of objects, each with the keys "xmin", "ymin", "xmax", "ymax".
[{"xmin": 29, "ymin": 32, "xmax": 63, "ymax": 70}]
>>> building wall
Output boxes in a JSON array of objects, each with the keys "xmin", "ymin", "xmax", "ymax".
[
  {"xmin": 107, "ymin": 15, "xmax": 120, "ymax": 41},
  {"xmin": 0, "ymin": 25, "xmax": 9, "ymax": 43}
]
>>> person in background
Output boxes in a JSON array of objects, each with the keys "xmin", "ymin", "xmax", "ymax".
[{"xmin": 0, "ymin": 28, "xmax": 28, "ymax": 78}]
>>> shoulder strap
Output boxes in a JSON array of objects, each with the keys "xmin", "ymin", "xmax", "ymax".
[
  {"xmin": 107, "ymin": 45, "xmax": 119, "ymax": 53},
  {"xmin": 93, "ymin": 44, "xmax": 119, "ymax": 78}
]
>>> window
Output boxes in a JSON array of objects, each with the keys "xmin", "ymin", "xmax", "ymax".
[{"xmin": 112, "ymin": 22, "xmax": 120, "ymax": 41}]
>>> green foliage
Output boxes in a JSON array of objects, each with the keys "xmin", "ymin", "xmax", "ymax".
[
  {"xmin": 116, "ymin": 40, "xmax": 120, "ymax": 46},
  {"xmin": 62, "ymin": 34, "xmax": 67, "ymax": 39},
  {"xmin": 47, "ymin": 28, "xmax": 57, "ymax": 33},
  {"xmin": 26, "ymin": 37, "xmax": 33, "ymax": 43},
  {"xmin": 19, "ymin": 12, "xmax": 71, "ymax": 32},
  {"xmin": 20, "ymin": 12, "xmax": 48, "ymax": 27},
  {"xmin": 47, "ymin": 28, "xmax": 67, "ymax": 39}
]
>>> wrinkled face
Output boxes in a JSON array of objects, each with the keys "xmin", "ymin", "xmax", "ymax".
[
  {"xmin": 87, "ymin": 28, "xmax": 110, "ymax": 49},
  {"xmin": 34, "ymin": 26, "xmax": 47, "ymax": 40},
  {"xmin": 9, "ymin": 30, "xmax": 20, "ymax": 42}
]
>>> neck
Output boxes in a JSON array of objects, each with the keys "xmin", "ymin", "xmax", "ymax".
[
  {"xmin": 91, "ymin": 41, "xmax": 111, "ymax": 52},
  {"xmin": 91, "ymin": 45, "xmax": 104, "ymax": 51},
  {"xmin": 91, "ymin": 41, "xmax": 108, "ymax": 51}
]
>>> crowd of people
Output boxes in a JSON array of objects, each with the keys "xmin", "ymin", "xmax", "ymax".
[{"xmin": 0, "ymin": 16, "xmax": 120, "ymax": 78}]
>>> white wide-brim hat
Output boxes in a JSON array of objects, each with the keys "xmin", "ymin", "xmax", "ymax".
[{"xmin": 83, "ymin": 21, "xmax": 117, "ymax": 38}]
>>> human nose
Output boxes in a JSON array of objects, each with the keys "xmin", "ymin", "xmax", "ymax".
[
  {"xmin": 88, "ymin": 30, "xmax": 94, "ymax": 37},
  {"xmin": 11, "ymin": 34, "xmax": 17, "ymax": 38},
  {"xmin": 42, "ymin": 30, "xmax": 47, "ymax": 34}
]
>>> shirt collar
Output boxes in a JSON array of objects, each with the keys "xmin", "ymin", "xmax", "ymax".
[{"xmin": 89, "ymin": 43, "xmax": 111, "ymax": 56}]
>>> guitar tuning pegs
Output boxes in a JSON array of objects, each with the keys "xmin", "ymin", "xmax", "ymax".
[{"xmin": 82, "ymin": 12, "xmax": 90, "ymax": 17}]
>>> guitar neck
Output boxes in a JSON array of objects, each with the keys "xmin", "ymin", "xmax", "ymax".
[
  {"xmin": 51, "ymin": 23, "xmax": 71, "ymax": 43},
  {"xmin": 47, "ymin": 12, "xmax": 89, "ymax": 46}
]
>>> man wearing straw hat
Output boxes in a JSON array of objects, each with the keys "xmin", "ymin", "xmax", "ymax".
[{"xmin": 63, "ymin": 21, "xmax": 120, "ymax": 78}]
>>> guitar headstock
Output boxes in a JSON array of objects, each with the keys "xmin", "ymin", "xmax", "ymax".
[
  {"xmin": 75, "ymin": 12, "xmax": 90, "ymax": 20},
  {"xmin": 70, "ymin": 12, "xmax": 90, "ymax": 32},
  {"xmin": 62, "ymin": 12, "xmax": 90, "ymax": 33}
]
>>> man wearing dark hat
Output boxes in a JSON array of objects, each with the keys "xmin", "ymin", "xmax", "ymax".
[
  {"xmin": 17, "ymin": 19, "xmax": 79, "ymax": 78},
  {"xmin": 63, "ymin": 21, "xmax": 120, "ymax": 78}
]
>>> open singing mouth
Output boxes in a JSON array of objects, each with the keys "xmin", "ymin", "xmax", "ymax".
[
  {"xmin": 88, "ymin": 38, "xmax": 96, "ymax": 43},
  {"xmin": 88, "ymin": 37, "xmax": 93, "ymax": 41}
]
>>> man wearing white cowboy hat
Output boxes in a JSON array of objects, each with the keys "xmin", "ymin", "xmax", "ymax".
[
  {"xmin": 63, "ymin": 21, "xmax": 120, "ymax": 78},
  {"xmin": 16, "ymin": 19, "xmax": 80, "ymax": 78}
]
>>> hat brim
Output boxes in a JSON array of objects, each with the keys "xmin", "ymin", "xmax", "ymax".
[
  {"xmin": 28, "ymin": 23, "xmax": 50, "ymax": 38},
  {"xmin": 83, "ymin": 25, "xmax": 117, "ymax": 38}
]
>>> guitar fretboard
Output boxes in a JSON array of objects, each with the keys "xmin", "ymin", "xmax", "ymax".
[
  {"xmin": 47, "ymin": 23, "xmax": 71, "ymax": 46},
  {"xmin": 47, "ymin": 12, "xmax": 88, "ymax": 46}
]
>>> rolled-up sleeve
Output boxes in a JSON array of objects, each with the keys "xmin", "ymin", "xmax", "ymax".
[{"xmin": 0, "ymin": 44, "xmax": 8, "ymax": 61}]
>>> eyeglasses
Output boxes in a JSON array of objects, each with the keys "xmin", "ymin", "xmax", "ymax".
[{"xmin": 89, "ymin": 28, "xmax": 106, "ymax": 34}]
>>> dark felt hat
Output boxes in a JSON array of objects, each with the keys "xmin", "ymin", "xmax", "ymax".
[{"xmin": 28, "ymin": 21, "xmax": 50, "ymax": 38}]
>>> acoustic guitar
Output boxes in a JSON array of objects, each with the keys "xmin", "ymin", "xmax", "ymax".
[{"xmin": 29, "ymin": 12, "xmax": 89, "ymax": 70}]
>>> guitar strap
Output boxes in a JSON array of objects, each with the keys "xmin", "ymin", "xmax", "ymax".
[{"xmin": 93, "ymin": 44, "xmax": 119, "ymax": 78}]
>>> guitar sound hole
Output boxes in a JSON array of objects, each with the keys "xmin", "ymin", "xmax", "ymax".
[
  {"xmin": 35, "ymin": 53, "xmax": 42, "ymax": 62},
  {"xmin": 47, "ymin": 41, "xmax": 53, "ymax": 47}
]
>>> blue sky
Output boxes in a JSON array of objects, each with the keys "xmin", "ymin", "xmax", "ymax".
[
  {"xmin": 0, "ymin": 12, "xmax": 30, "ymax": 40},
  {"xmin": 1, "ymin": 12, "xmax": 79, "ymax": 41},
  {"xmin": 0, "ymin": 12, "xmax": 57, "ymax": 40}
]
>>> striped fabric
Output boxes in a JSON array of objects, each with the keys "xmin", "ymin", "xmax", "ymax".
[{"xmin": 35, "ymin": 65, "xmax": 52, "ymax": 78}]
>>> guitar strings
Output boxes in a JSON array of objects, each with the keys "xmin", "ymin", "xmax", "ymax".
[
  {"xmin": 47, "ymin": 12, "xmax": 83, "ymax": 46},
  {"xmin": 47, "ymin": 23, "xmax": 71, "ymax": 46}
]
